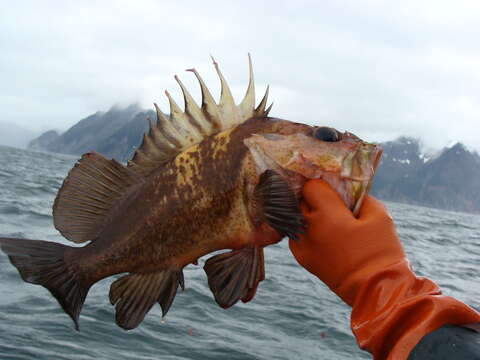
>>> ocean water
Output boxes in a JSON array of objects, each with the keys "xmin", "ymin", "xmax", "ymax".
[{"xmin": 0, "ymin": 144, "xmax": 479, "ymax": 360}]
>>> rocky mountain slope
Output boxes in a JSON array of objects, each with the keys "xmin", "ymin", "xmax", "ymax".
[
  {"xmin": 33, "ymin": 104, "xmax": 144, "ymax": 157},
  {"xmin": 95, "ymin": 109, "xmax": 153, "ymax": 162},
  {"xmin": 28, "ymin": 130, "xmax": 60, "ymax": 151},
  {"xmin": 371, "ymin": 138, "xmax": 480, "ymax": 213}
]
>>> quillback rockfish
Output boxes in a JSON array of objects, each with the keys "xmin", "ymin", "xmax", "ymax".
[{"xmin": 0, "ymin": 56, "xmax": 382, "ymax": 330}]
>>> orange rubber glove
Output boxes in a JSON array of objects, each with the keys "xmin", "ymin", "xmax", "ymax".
[{"xmin": 289, "ymin": 179, "xmax": 480, "ymax": 360}]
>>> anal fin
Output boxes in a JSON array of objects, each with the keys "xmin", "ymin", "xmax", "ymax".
[
  {"xmin": 109, "ymin": 269, "xmax": 184, "ymax": 330},
  {"xmin": 204, "ymin": 246, "xmax": 265, "ymax": 309}
]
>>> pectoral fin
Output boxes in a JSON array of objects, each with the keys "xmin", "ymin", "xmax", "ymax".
[
  {"xmin": 204, "ymin": 246, "xmax": 265, "ymax": 309},
  {"xmin": 254, "ymin": 169, "xmax": 304, "ymax": 241}
]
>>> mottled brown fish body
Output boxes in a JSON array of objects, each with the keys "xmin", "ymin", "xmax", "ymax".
[{"xmin": 69, "ymin": 118, "xmax": 305, "ymax": 284}]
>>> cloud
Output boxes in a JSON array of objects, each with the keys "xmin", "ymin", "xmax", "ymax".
[{"xmin": 1, "ymin": 0, "xmax": 480, "ymax": 150}]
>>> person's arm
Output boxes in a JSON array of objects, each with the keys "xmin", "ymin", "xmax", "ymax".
[
  {"xmin": 409, "ymin": 324, "xmax": 480, "ymax": 359},
  {"xmin": 289, "ymin": 179, "xmax": 480, "ymax": 360}
]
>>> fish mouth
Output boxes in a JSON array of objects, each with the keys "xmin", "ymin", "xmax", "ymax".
[
  {"xmin": 325, "ymin": 145, "xmax": 382, "ymax": 216},
  {"xmin": 285, "ymin": 144, "xmax": 383, "ymax": 217}
]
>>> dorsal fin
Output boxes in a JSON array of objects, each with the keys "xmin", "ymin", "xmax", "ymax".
[
  {"xmin": 53, "ymin": 152, "xmax": 143, "ymax": 243},
  {"xmin": 128, "ymin": 55, "xmax": 272, "ymax": 176}
]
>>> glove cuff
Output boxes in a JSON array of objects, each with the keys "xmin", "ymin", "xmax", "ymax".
[{"xmin": 350, "ymin": 259, "xmax": 480, "ymax": 360}]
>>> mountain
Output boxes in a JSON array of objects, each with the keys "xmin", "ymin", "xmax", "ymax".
[
  {"xmin": 371, "ymin": 138, "xmax": 480, "ymax": 213},
  {"xmin": 409, "ymin": 143, "xmax": 480, "ymax": 212},
  {"xmin": 95, "ymin": 110, "xmax": 153, "ymax": 162},
  {"xmin": 28, "ymin": 109, "xmax": 480, "ymax": 213},
  {"xmin": 28, "ymin": 130, "xmax": 60, "ymax": 151},
  {"xmin": 371, "ymin": 136, "xmax": 425, "ymax": 202},
  {"xmin": 28, "ymin": 104, "xmax": 145, "ymax": 159},
  {"xmin": 0, "ymin": 122, "xmax": 38, "ymax": 149}
]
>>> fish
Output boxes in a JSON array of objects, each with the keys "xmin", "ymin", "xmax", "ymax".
[{"xmin": 0, "ymin": 56, "xmax": 382, "ymax": 331}]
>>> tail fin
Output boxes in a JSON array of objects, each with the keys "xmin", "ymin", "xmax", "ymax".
[{"xmin": 0, "ymin": 238, "xmax": 91, "ymax": 330}]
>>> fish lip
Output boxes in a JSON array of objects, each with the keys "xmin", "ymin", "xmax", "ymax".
[{"xmin": 351, "ymin": 145, "xmax": 383, "ymax": 216}]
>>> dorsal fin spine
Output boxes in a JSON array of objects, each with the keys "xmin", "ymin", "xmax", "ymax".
[
  {"xmin": 211, "ymin": 56, "xmax": 238, "ymax": 129},
  {"xmin": 265, "ymin": 103, "xmax": 273, "ymax": 116},
  {"xmin": 148, "ymin": 125, "xmax": 166, "ymax": 146},
  {"xmin": 141, "ymin": 133, "xmax": 162, "ymax": 158},
  {"xmin": 255, "ymin": 85, "xmax": 270, "ymax": 116},
  {"xmin": 211, "ymin": 56, "xmax": 236, "ymax": 108},
  {"xmin": 154, "ymin": 103, "xmax": 183, "ymax": 147},
  {"xmin": 164, "ymin": 90, "xmax": 201, "ymax": 143},
  {"xmin": 239, "ymin": 54, "xmax": 255, "ymax": 118},
  {"xmin": 165, "ymin": 90, "xmax": 183, "ymax": 117},
  {"xmin": 129, "ymin": 56, "xmax": 272, "ymax": 176},
  {"xmin": 174, "ymin": 75, "xmax": 209, "ymax": 135},
  {"xmin": 149, "ymin": 126, "xmax": 176, "ymax": 154},
  {"xmin": 133, "ymin": 149, "xmax": 152, "ymax": 163},
  {"xmin": 187, "ymin": 68, "xmax": 222, "ymax": 130}
]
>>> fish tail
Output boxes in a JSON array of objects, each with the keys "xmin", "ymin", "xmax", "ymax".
[{"xmin": 0, "ymin": 237, "xmax": 91, "ymax": 330}]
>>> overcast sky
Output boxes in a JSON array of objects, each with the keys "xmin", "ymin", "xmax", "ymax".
[{"xmin": 1, "ymin": 0, "xmax": 480, "ymax": 151}]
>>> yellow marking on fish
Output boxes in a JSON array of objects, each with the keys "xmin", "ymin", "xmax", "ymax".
[
  {"xmin": 173, "ymin": 128, "xmax": 233, "ymax": 188},
  {"xmin": 174, "ymin": 145, "xmax": 201, "ymax": 187},
  {"xmin": 212, "ymin": 131, "xmax": 231, "ymax": 159}
]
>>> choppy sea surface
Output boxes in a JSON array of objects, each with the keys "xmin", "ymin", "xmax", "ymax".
[{"xmin": 0, "ymin": 144, "xmax": 479, "ymax": 360}]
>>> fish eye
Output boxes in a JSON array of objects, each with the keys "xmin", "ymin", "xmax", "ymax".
[{"xmin": 314, "ymin": 127, "xmax": 339, "ymax": 142}]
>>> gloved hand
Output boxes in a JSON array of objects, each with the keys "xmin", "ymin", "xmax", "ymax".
[{"xmin": 289, "ymin": 179, "xmax": 480, "ymax": 360}]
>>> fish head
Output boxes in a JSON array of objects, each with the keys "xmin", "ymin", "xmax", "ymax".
[{"xmin": 243, "ymin": 123, "xmax": 383, "ymax": 216}]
